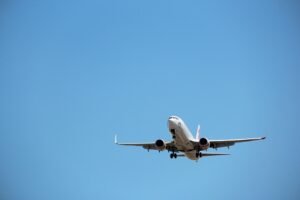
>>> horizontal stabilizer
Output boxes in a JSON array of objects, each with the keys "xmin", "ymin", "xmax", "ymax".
[{"xmin": 201, "ymin": 152, "xmax": 230, "ymax": 157}]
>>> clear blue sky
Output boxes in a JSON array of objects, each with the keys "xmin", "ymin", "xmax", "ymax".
[{"xmin": 1, "ymin": 1, "xmax": 300, "ymax": 200}]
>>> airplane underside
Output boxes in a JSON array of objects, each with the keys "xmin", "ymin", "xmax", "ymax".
[{"xmin": 115, "ymin": 115, "xmax": 265, "ymax": 161}]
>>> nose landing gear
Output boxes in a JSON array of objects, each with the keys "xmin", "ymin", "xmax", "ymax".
[{"xmin": 170, "ymin": 129, "xmax": 176, "ymax": 139}]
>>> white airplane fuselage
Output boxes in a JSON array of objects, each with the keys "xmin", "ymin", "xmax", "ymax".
[
  {"xmin": 168, "ymin": 116, "xmax": 199, "ymax": 160},
  {"xmin": 116, "ymin": 115, "xmax": 265, "ymax": 161}
]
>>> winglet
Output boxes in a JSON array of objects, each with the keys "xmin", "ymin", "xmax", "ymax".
[
  {"xmin": 114, "ymin": 135, "xmax": 118, "ymax": 144},
  {"xmin": 261, "ymin": 136, "xmax": 266, "ymax": 140}
]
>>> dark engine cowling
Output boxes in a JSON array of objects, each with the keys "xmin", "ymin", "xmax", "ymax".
[
  {"xmin": 199, "ymin": 137, "xmax": 210, "ymax": 150},
  {"xmin": 155, "ymin": 139, "xmax": 166, "ymax": 151}
]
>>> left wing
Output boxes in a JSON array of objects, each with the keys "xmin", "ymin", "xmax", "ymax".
[
  {"xmin": 114, "ymin": 135, "xmax": 176, "ymax": 151},
  {"xmin": 209, "ymin": 137, "xmax": 266, "ymax": 149}
]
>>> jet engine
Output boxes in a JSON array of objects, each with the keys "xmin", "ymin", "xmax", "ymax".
[
  {"xmin": 199, "ymin": 137, "xmax": 210, "ymax": 150},
  {"xmin": 155, "ymin": 139, "xmax": 166, "ymax": 151}
]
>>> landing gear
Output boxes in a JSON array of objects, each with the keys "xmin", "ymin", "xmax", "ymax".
[
  {"xmin": 170, "ymin": 153, "xmax": 177, "ymax": 159},
  {"xmin": 170, "ymin": 129, "xmax": 176, "ymax": 139},
  {"xmin": 196, "ymin": 152, "xmax": 202, "ymax": 158}
]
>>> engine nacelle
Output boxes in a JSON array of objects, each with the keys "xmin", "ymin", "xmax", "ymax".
[
  {"xmin": 199, "ymin": 137, "xmax": 210, "ymax": 150},
  {"xmin": 155, "ymin": 139, "xmax": 166, "ymax": 151}
]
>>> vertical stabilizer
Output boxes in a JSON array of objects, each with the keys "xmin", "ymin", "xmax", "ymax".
[{"xmin": 196, "ymin": 125, "xmax": 200, "ymax": 140}]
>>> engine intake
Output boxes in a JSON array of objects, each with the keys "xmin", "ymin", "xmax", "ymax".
[
  {"xmin": 155, "ymin": 139, "xmax": 166, "ymax": 151},
  {"xmin": 199, "ymin": 137, "xmax": 210, "ymax": 150}
]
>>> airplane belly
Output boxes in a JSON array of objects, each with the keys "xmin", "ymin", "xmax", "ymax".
[
  {"xmin": 184, "ymin": 151, "xmax": 198, "ymax": 160},
  {"xmin": 174, "ymin": 127, "xmax": 194, "ymax": 150}
]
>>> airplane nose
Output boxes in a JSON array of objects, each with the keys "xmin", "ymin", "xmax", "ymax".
[{"xmin": 168, "ymin": 118, "xmax": 177, "ymax": 128}]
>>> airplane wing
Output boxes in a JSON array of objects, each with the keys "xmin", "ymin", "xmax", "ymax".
[
  {"xmin": 209, "ymin": 136, "xmax": 266, "ymax": 149},
  {"xmin": 114, "ymin": 135, "xmax": 177, "ymax": 151}
]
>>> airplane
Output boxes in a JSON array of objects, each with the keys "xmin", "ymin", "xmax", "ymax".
[{"xmin": 115, "ymin": 115, "xmax": 266, "ymax": 161}]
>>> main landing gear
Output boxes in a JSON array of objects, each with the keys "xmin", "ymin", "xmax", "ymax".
[
  {"xmin": 196, "ymin": 152, "xmax": 202, "ymax": 158},
  {"xmin": 170, "ymin": 153, "xmax": 177, "ymax": 159}
]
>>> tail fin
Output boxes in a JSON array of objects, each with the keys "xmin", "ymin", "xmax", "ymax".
[{"xmin": 196, "ymin": 125, "xmax": 200, "ymax": 140}]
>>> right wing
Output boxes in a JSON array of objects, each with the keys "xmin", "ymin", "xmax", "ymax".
[{"xmin": 209, "ymin": 137, "xmax": 266, "ymax": 149}]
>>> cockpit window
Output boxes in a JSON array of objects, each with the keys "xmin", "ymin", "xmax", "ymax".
[{"xmin": 169, "ymin": 116, "xmax": 178, "ymax": 120}]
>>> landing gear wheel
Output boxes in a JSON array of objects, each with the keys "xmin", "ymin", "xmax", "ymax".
[
  {"xmin": 196, "ymin": 152, "xmax": 202, "ymax": 158},
  {"xmin": 170, "ymin": 153, "xmax": 177, "ymax": 159}
]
